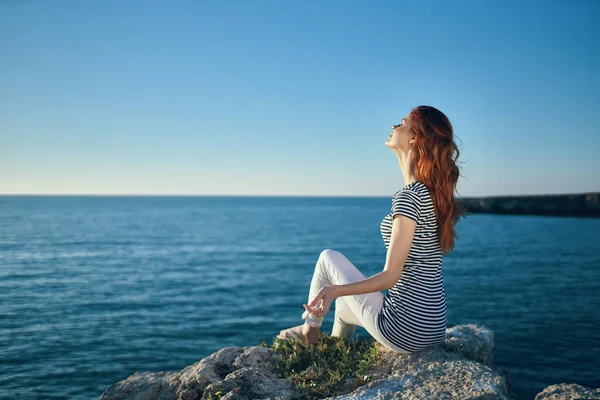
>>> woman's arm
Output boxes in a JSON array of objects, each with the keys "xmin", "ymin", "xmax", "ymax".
[
  {"xmin": 333, "ymin": 270, "xmax": 394, "ymax": 297},
  {"xmin": 334, "ymin": 214, "xmax": 416, "ymax": 297}
]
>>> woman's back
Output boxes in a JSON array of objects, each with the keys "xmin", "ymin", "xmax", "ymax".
[{"xmin": 377, "ymin": 180, "xmax": 447, "ymax": 352}]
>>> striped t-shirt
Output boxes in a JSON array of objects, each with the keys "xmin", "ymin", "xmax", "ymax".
[{"xmin": 377, "ymin": 180, "xmax": 447, "ymax": 352}]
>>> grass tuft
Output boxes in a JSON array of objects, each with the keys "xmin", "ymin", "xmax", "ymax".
[{"xmin": 262, "ymin": 332, "xmax": 382, "ymax": 399}]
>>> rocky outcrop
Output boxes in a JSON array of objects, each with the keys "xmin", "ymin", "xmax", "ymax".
[
  {"xmin": 326, "ymin": 326, "xmax": 510, "ymax": 399},
  {"xmin": 100, "ymin": 345, "xmax": 296, "ymax": 400},
  {"xmin": 99, "ymin": 371, "xmax": 180, "ymax": 400},
  {"xmin": 458, "ymin": 192, "xmax": 600, "ymax": 217},
  {"xmin": 98, "ymin": 324, "xmax": 598, "ymax": 400},
  {"xmin": 533, "ymin": 383, "xmax": 600, "ymax": 399}
]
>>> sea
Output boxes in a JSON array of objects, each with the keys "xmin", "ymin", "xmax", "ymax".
[{"xmin": 1, "ymin": 195, "xmax": 599, "ymax": 400}]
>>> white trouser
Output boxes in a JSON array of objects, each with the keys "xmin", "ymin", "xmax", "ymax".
[{"xmin": 301, "ymin": 248, "xmax": 411, "ymax": 354}]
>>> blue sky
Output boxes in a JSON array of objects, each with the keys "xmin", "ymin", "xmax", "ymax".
[{"xmin": 1, "ymin": 0, "xmax": 598, "ymax": 196}]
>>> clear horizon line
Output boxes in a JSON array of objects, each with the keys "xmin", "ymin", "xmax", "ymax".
[{"xmin": 0, "ymin": 191, "xmax": 598, "ymax": 198}]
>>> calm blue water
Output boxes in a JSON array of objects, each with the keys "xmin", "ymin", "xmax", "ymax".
[{"xmin": 1, "ymin": 196, "xmax": 599, "ymax": 400}]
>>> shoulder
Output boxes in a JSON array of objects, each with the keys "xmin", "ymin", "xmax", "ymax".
[
  {"xmin": 411, "ymin": 181, "xmax": 430, "ymax": 198},
  {"xmin": 394, "ymin": 181, "xmax": 426, "ymax": 200}
]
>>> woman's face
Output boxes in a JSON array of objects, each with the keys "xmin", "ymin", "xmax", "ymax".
[{"xmin": 385, "ymin": 112, "xmax": 414, "ymax": 150}]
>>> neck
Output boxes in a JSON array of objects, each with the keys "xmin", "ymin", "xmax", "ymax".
[{"xmin": 396, "ymin": 150, "xmax": 416, "ymax": 186}]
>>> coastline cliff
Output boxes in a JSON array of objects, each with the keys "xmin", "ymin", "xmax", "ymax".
[{"xmin": 457, "ymin": 192, "xmax": 600, "ymax": 217}]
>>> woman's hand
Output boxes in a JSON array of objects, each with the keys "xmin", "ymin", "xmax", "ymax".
[{"xmin": 303, "ymin": 285, "xmax": 339, "ymax": 318}]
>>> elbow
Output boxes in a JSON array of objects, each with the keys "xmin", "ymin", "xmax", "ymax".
[{"xmin": 384, "ymin": 272, "xmax": 400, "ymax": 290}]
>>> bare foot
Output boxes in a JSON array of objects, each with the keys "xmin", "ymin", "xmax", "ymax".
[
  {"xmin": 302, "ymin": 322, "xmax": 320, "ymax": 344},
  {"xmin": 279, "ymin": 324, "xmax": 320, "ymax": 345}
]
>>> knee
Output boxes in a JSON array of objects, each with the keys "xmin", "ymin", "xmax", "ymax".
[{"xmin": 319, "ymin": 248, "xmax": 337, "ymax": 261}]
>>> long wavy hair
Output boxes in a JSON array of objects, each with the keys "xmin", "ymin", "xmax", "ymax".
[{"xmin": 408, "ymin": 105, "xmax": 467, "ymax": 255}]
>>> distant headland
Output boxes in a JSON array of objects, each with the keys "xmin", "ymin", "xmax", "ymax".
[{"xmin": 457, "ymin": 192, "xmax": 600, "ymax": 217}]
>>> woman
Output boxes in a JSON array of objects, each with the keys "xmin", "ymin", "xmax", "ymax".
[{"xmin": 277, "ymin": 105, "xmax": 467, "ymax": 353}]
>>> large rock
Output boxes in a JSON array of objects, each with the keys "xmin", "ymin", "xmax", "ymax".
[
  {"xmin": 534, "ymin": 383, "xmax": 600, "ymax": 399},
  {"xmin": 325, "ymin": 349, "xmax": 510, "ymax": 399},
  {"xmin": 176, "ymin": 346, "xmax": 245, "ymax": 400},
  {"xmin": 324, "ymin": 325, "xmax": 510, "ymax": 400},
  {"xmin": 98, "ymin": 324, "xmax": 597, "ymax": 400},
  {"xmin": 203, "ymin": 366, "xmax": 294, "ymax": 400},
  {"xmin": 99, "ymin": 371, "xmax": 179, "ymax": 400},
  {"xmin": 99, "ymin": 346, "xmax": 298, "ymax": 400},
  {"xmin": 441, "ymin": 324, "xmax": 495, "ymax": 367}
]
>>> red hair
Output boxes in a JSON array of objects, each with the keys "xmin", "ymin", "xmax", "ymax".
[{"xmin": 409, "ymin": 105, "xmax": 467, "ymax": 255}]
